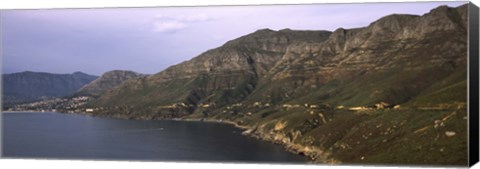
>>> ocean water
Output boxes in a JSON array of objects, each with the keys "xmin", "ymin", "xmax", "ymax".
[{"xmin": 2, "ymin": 112, "xmax": 307, "ymax": 163}]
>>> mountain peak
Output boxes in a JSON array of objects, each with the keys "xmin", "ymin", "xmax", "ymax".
[
  {"xmin": 75, "ymin": 70, "xmax": 145, "ymax": 97},
  {"xmin": 279, "ymin": 28, "xmax": 292, "ymax": 32},
  {"xmin": 73, "ymin": 71, "xmax": 88, "ymax": 75},
  {"xmin": 429, "ymin": 5, "xmax": 450, "ymax": 13},
  {"xmin": 255, "ymin": 28, "xmax": 275, "ymax": 33},
  {"xmin": 104, "ymin": 70, "xmax": 140, "ymax": 75}
]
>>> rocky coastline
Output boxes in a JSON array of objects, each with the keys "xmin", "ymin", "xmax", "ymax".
[{"xmin": 77, "ymin": 111, "xmax": 338, "ymax": 164}]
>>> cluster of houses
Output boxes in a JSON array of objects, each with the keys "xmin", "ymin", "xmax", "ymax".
[
  {"xmin": 80, "ymin": 100, "xmax": 402, "ymax": 115},
  {"xmin": 158, "ymin": 102, "xmax": 195, "ymax": 109},
  {"xmin": 282, "ymin": 103, "xmax": 322, "ymax": 109},
  {"xmin": 7, "ymin": 96, "xmax": 92, "ymax": 112},
  {"xmin": 337, "ymin": 102, "xmax": 401, "ymax": 111}
]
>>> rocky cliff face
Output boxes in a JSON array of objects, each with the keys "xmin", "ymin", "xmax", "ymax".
[
  {"xmin": 250, "ymin": 5, "xmax": 467, "ymax": 107},
  {"xmin": 92, "ymin": 29, "xmax": 332, "ymax": 116},
  {"xmin": 90, "ymin": 4, "xmax": 468, "ymax": 165},
  {"xmin": 2, "ymin": 71, "xmax": 97, "ymax": 106},
  {"xmin": 75, "ymin": 70, "xmax": 146, "ymax": 97}
]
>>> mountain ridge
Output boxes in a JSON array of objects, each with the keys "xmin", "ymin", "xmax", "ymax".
[
  {"xmin": 92, "ymin": 3, "xmax": 468, "ymax": 116},
  {"xmin": 2, "ymin": 71, "xmax": 98, "ymax": 107},
  {"xmin": 75, "ymin": 70, "xmax": 147, "ymax": 97}
]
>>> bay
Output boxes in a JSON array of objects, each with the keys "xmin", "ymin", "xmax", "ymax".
[{"xmin": 2, "ymin": 112, "xmax": 307, "ymax": 163}]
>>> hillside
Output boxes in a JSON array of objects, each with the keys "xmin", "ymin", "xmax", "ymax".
[
  {"xmin": 2, "ymin": 71, "xmax": 98, "ymax": 107},
  {"xmin": 75, "ymin": 70, "xmax": 147, "ymax": 97},
  {"xmin": 87, "ymin": 4, "xmax": 468, "ymax": 165},
  {"xmin": 92, "ymin": 29, "xmax": 332, "ymax": 116}
]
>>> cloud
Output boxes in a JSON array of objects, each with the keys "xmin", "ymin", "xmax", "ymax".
[
  {"xmin": 152, "ymin": 13, "xmax": 211, "ymax": 33},
  {"xmin": 179, "ymin": 14, "xmax": 210, "ymax": 22},
  {"xmin": 153, "ymin": 21, "xmax": 186, "ymax": 33},
  {"xmin": 154, "ymin": 13, "xmax": 211, "ymax": 22}
]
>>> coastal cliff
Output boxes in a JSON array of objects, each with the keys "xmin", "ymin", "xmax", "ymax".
[{"xmin": 84, "ymin": 4, "xmax": 468, "ymax": 165}]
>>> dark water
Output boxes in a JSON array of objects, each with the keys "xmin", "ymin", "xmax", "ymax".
[{"xmin": 2, "ymin": 112, "xmax": 307, "ymax": 163}]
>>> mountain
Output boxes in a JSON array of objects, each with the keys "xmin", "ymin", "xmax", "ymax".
[
  {"xmin": 92, "ymin": 29, "xmax": 332, "ymax": 116},
  {"xmin": 75, "ymin": 70, "xmax": 147, "ymax": 97},
  {"xmin": 2, "ymin": 71, "xmax": 98, "ymax": 106},
  {"xmin": 87, "ymin": 5, "xmax": 468, "ymax": 165}
]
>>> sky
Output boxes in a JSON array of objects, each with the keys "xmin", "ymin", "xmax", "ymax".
[{"xmin": 1, "ymin": 1, "xmax": 466, "ymax": 76}]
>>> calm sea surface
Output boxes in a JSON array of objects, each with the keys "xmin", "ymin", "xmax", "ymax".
[{"xmin": 2, "ymin": 112, "xmax": 307, "ymax": 163}]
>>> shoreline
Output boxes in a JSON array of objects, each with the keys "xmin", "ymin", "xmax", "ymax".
[
  {"xmin": 2, "ymin": 111, "xmax": 55, "ymax": 114},
  {"xmin": 15, "ymin": 111, "xmax": 337, "ymax": 164},
  {"xmin": 169, "ymin": 116, "xmax": 338, "ymax": 164},
  {"xmin": 174, "ymin": 118, "xmax": 251, "ymax": 130},
  {"xmin": 99, "ymin": 112, "xmax": 339, "ymax": 164}
]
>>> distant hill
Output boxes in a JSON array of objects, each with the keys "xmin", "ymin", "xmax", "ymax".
[
  {"xmin": 2, "ymin": 71, "xmax": 98, "ymax": 106},
  {"xmin": 75, "ymin": 70, "xmax": 147, "ymax": 97}
]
